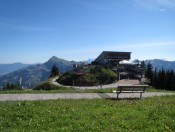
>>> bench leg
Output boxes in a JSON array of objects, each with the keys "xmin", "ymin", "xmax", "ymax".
[
  {"xmin": 140, "ymin": 93, "xmax": 143, "ymax": 99},
  {"xmin": 117, "ymin": 93, "xmax": 119, "ymax": 99}
]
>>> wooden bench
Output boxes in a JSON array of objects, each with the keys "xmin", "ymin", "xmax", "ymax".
[{"xmin": 113, "ymin": 85, "xmax": 149, "ymax": 99}]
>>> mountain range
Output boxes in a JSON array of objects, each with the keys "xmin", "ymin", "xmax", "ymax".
[
  {"xmin": 145, "ymin": 59, "xmax": 175, "ymax": 71},
  {"xmin": 0, "ymin": 56, "xmax": 86, "ymax": 87},
  {"xmin": 0, "ymin": 57, "xmax": 174, "ymax": 87},
  {"xmin": 0, "ymin": 63, "xmax": 31, "ymax": 75}
]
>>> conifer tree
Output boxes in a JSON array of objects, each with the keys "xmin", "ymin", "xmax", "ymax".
[
  {"xmin": 141, "ymin": 61, "xmax": 146, "ymax": 70},
  {"xmin": 145, "ymin": 62, "xmax": 154, "ymax": 85},
  {"xmin": 157, "ymin": 68, "xmax": 166, "ymax": 89},
  {"xmin": 169, "ymin": 70, "xmax": 175, "ymax": 90},
  {"xmin": 145, "ymin": 63, "xmax": 175, "ymax": 90},
  {"xmin": 153, "ymin": 68, "xmax": 157, "ymax": 88},
  {"xmin": 50, "ymin": 64, "xmax": 59, "ymax": 77},
  {"xmin": 168, "ymin": 70, "xmax": 175, "ymax": 90}
]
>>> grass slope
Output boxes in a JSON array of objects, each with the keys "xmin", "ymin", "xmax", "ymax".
[
  {"xmin": 59, "ymin": 66, "xmax": 117, "ymax": 86},
  {"xmin": 0, "ymin": 95, "xmax": 175, "ymax": 131}
]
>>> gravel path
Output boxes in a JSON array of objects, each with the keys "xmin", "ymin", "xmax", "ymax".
[
  {"xmin": 0, "ymin": 92, "xmax": 174, "ymax": 101},
  {"xmin": 52, "ymin": 77, "xmax": 140, "ymax": 90}
]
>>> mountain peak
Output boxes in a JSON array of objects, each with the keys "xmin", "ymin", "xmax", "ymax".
[
  {"xmin": 47, "ymin": 56, "xmax": 65, "ymax": 63},
  {"xmin": 50, "ymin": 56, "xmax": 59, "ymax": 60},
  {"xmin": 44, "ymin": 56, "xmax": 73, "ymax": 69}
]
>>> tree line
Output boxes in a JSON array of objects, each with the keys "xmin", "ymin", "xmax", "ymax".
[
  {"xmin": 145, "ymin": 62, "xmax": 175, "ymax": 90},
  {"xmin": 3, "ymin": 82, "xmax": 22, "ymax": 90}
]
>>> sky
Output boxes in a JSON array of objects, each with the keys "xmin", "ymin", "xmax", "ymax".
[{"xmin": 0, "ymin": 0, "xmax": 175, "ymax": 63}]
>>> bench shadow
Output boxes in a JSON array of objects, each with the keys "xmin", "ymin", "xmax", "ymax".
[
  {"xmin": 97, "ymin": 93, "xmax": 141, "ymax": 101},
  {"xmin": 97, "ymin": 93, "xmax": 111, "ymax": 99},
  {"xmin": 108, "ymin": 97, "xmax": 141, "ymax": 101}
]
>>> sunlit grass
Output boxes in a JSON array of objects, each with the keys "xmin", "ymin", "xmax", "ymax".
[{"xmin": 0, "ymin": 95, "xmax": 175, "ymax": 131}]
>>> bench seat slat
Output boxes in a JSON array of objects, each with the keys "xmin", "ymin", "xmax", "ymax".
[
  {"xmin": 113, "ymin": 91, "xmax": 145, "ymax": 93},
  {"xmin": 113, "ymin": 85, "xmax": 149, "ymax": 99},
  {"xmin": 117, "ymin": 88, "xmax": 146, "ymax": 91}
]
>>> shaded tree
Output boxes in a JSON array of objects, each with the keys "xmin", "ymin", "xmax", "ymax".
[
  {"xmin": 50, "ymin": 64, "xmax": 59, "ymax": 77},
  {"xmin": 169, "ymin": 70, "xmax": 175, "ymax": 90},
  {"xmin": 166, "ymin": 70, "xmax": 175, "ymax": 90},
  {"xmin": 144, "ymin": 62, "xmax": 175, "ymax": 90},
  {"xmin": 145, "ymin": 62, "xmax": 154, "ymax": 85},
  {"xmin": 140, "ymin": 61, "xmax": 146, "ymax": 70},
  {"xmin": 153, "ymin": 68, "xmax": 157, "ymax": 88},
  {"xmin": 157, "ymin": 68, "xmax": 166, "ymax": 89}
]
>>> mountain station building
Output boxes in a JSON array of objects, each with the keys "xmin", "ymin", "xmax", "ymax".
[
  {"xmin": 94, "ymin": 51, "xmax": 131, "ymax": 66},
  {"xmin": 94, "ymin": 51, "xmax": 144, "ymax": 80}
]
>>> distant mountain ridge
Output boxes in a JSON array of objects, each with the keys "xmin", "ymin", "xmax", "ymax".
[
  {"xmin": 83, "ymin": 58, "xmax": 94, "ymax": 63},
  {"xmin": 0, "ymin": 58, "xmax": 93, "ymax": 76},
  {"xmin": 145, "ymin": 59, "xmax": 175, "ymax": 71},
  {"xmin": 0, "ymin": 56, "xmax": 86, "ymax": 87},
  {"xmin": 0, "ymin": 63, "xmax": 31, "ymax": 75}
]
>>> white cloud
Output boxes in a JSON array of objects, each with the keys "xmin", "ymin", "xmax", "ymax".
[{"xmin": 134, "ymin": 0, "xmax": 175, "ymax": 11}]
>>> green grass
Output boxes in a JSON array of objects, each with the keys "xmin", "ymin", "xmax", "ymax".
[
  {"xmin": 147, "ymin": 87, "xmax": 175, "ymax": 92},
  {"xmin": 0, "ymin": 95, "xmax": 175, "ymax": 131}
]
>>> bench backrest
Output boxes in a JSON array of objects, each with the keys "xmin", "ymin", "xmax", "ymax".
[{"xmin": 117, "ymin": 85, "xmax": 148, "ymax": 92}]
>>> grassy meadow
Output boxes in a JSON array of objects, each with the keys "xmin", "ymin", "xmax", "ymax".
[{"xmin": 0, "ymin": 95, "xmax": 175, "ymax": 131}]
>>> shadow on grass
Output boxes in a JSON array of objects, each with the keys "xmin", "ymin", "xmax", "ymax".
[
  {"xmin": 108, "ymin": 98, "xmax": 141, "ymax": 101},
  {"xmin": 97, "ymin": 93, "xmax": 141, "ymax": 101}
]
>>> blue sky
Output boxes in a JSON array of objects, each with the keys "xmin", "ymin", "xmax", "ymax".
[{"xmin": 0, "ymin": 0, "xmax": 175, "ymax": 63}]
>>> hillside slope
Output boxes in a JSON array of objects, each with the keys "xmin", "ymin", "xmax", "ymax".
[{"xmin": 0, "ymin": 56, "xmax": 84, "ymax": 87}]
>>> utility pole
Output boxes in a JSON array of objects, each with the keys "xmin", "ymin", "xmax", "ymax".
[{"xmin": 19, "ymin": 77, "xmax": 22, "ymax": 89}]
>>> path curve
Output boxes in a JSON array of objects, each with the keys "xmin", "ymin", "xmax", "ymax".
[
  {"xmin": 52, "ymin": 77, "xmax": 140, "ymax": 90},
  {"xmin": 52, "ymin": 77, "xmax": 61, "ymax": 86}
]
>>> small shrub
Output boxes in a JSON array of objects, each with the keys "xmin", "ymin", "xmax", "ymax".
[{"xmin": 33, "ymin": 82, "xmax": 60, "ymax": 90}]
